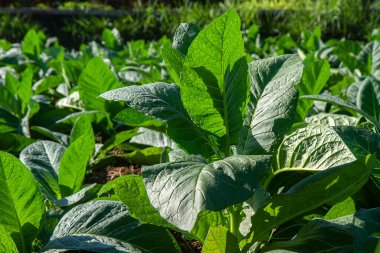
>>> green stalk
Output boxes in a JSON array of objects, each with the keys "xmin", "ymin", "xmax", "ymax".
[{"xmin": 228, "ymin": 206, "xmax": 239, "ymax": 238}]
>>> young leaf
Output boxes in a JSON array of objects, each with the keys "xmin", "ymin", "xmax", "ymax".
[
  {"xmin": 161, "ymin": 46, "xmax": 185, "ymax": 84},
  {"xmin": 44, "ymin": 200, "xmax": 180, "ymax": 253},
  {"xmin": 58, "ymin": 134, "xmax": 94, "ymax": 196},
  {"xmin": 241, "ymin": 159, "xmax": 372, "ymax": 249},
  {"xmin": 20, "ymin": 140, "xmax": 65, "ymax": 201},
  {"xmin": 21, "ymin": 29, "xmax": 45, "ymax": 59},
  {"xmin": 239, "ymin": 54, "xmax": 303, "ymax": 155},
  {"xmin": 78, "ymin": 57, "xmax": 121, "ymax": 112},
  {"xmin": 0, "ymin": 152, "xmax": 45, "ymax": 253},
  {"xmin": 357, "ymin": 77, "xmax": 380, "ymax": 122},
  {"xmin": 100, "ymin": 82, "xmax": 218, "ymax": 158},
  {"xmin": 142, "ymin": 155, "xmax": 271, "ymax": 232},
  {"xmin": 296, "ymin": 58, "xmax": 330, "ymax": 121},
  {"xmin": 180, "ymin": 9, "xmax": 249, "ymax": 151},
  {"xmin": 358, "ymin": 41, "xmax": 380, "ymax": 78},
  {"xmin": 70, "ymin": 115, "xmax": 94, "ymax": 144},
  {"xmin": 203, "ymin": 226, "xmax": 240, "ymax": 253}
]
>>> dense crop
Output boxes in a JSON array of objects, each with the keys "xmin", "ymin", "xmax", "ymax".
[{"xmin": 0, "ymin": 9, "xmax": 379, "ymax": 253}]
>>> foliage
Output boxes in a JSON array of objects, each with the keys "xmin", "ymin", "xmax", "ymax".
[{"xmin": 0, "ymin": 8, "xmax": 379, "ymax": 253}]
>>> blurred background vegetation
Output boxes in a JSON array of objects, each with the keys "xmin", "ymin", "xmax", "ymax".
[{"xmin": 0, "ymin": 0, "xmax": 379, "ymax": 48}]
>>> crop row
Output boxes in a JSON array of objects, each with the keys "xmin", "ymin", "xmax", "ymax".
[{"xmin": 0, "ymin": 9, "xmax": 379, "ymax": 253}]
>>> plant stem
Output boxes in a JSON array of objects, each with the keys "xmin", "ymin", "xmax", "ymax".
[{"xmin": 228, "ymin": 206, "xmax": 239, "ymax": 238}]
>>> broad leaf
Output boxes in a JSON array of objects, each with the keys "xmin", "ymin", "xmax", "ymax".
[
  {"xmin": 305, "ymin": 113, "xmax": 358, "ymax": 126},
  {"xmin": 0, "ymin": 152, "xmax": 45, "ymax": 253},
  {"xmin": 172, "ymin": 23, "xmax": 200, "ymax": 56},
  {"xmin": 21, "ymin": 29, "xmax": 45, "ymax": 60},
  {"xmin": 239, "ymin": 54, "xmax": 303, "ymax": 155},
  {"xmin": 325, "ymin": 197, "xmax": 356, "ymax": 220},
  {"xmin": 278, "ymin": 124, "xmax": 357, "ymax": 170},
  {"xmin": 20, "ymin": 140, "xmax": 65, "ymax": 201},
  {"xmin": 54, "ymin": 183, "xmax": 101, "ymax": 207},
  {"xmin": 296, "ymin": 58, "xmax": 330, "ymax": 121},
  {"xmin": 203, "ymin": 226, "xmax": 239, "ymax": 253},
  {"xmin": 180, "ymin": 9, "xmax": 249, "ymax": 151},
  {"xmin": 101, "ymin": 82, "xmax": 218, "ymax": 158},
  {"xmin": 78, "ymin": 57, "xmax": 120, "ymax": 111},
  {"xmin": 357, "ymin": 77, "xmax": 380, "ymax": 122},
  {"xmin": 0, "ymin": 226, "xmax": 18, "ymax": 252},
  {"xmin": 161, "ymin": 46, "xmax": 185, "ymax": 84},
  {"xmin": 241, "ymin": 159, "xmax": 372, "ymax": 249},
  {"xmin": 358, "ymin": 41, "xmax": 380, "ymax": 78},
  {"xmin": 31, "ymin": 126, "xmax": 70, "ymax": 146},
  {"xmin": 44, "ymin": 200, "xmax": 180, "ymax": 253},
  {"xmin": 142, "ymin": 155, "xmax": 271, "ymax": 231},
  {"xmin": 70, "ymin": 115, "xmax": 94, "ymax": 144},
  {"xmin": 130, "ymin": 127, "xmax": 178, "ymax": 149},
  {"xmin": 262, "ymin": 216, "xmax": 355, "ymax": 252},
  {"xmin": 58, "ymin": 134, "xmax": 94, "ymax": 196},
  {"xmin": 301, "ymin": 94, "xmax": 380, "ymax": 131},
  {"xmin": 113, "ymin": 175, "xmax": 174, "ymax": 228}
]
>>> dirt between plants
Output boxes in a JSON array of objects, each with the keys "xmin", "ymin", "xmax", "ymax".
[{"xmin": 84, "ymin": 165, "xmax": 141, "ymax": 184}]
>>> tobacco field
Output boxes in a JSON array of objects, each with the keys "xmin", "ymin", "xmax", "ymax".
[{"xmin": 0, "ymin": 9, "xmax": 380, "ymax": 253}]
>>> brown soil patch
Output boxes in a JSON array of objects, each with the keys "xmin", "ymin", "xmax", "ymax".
[{"xmin": 85, "ymin": 165, "xmax": 141, "ymax": 184}]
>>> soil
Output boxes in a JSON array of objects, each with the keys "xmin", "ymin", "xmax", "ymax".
[{"xmin": 84, "ymin": 165, "xmax": 141, "ymax": 184}]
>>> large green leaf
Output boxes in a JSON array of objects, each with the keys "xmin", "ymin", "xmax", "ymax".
[
  {"xmin": 172, "ymin": 23, "xmax": 200, "ymax": 56},
  {"xmin": 333, "ymin": 126, "xmax": 380, "ymax": 189},
  {"xmin": 357, "ymin": 77, "xmax": 380, "ymax": 122},
  {"xmin": 0, "ymin": 152, "xmax": 45, "ymax": 253},
  {"xmin": 241, "ymin": 159, "xmax": 372, "ymax": 250},
  {"xmin": 239, "ymin": 55, "xmax": 303, "ymax": 155},
  {"xmin": 130, "ymin": 128, "xmax": 178, "ymax": 149},
  {"xmin": 58, "ymin": 134, "xmax": 94, "ymax": 196},
  {"xmin": 31, "ymin": 126, "xmax": 70, "ymax": 146},
  {"xmin": 358, "ymin": 41, "xmax": 380, "ymax": 78},
  {"xmin": 305, "ymin": 113, "xmax": 358, "ymax": 126},
  {"xmin": 277, "ymin": 124, "xmax": 357, "ymax": 170},
  {"xmin": 180, "ymin": 9, "xmax": 249, "ymax": 151},
  {"xmin": 78, "ymin": 57, "xmax": 120, "ymax": 111},
  {"xmin": 0, "ymin": 226, "xmax": 18, "ymax": 252},
  {"xmin": 21, "ymin": 29, "xmax": 45, "ymax": 60},
  {"xmin": 100, "ymin": 82, "xmax": 218, "ymax": 158},
  {"xmin": 44, "ymin": 200, "xmax": 180, "ymax": 253},
  {"xmin": 20, "ymin": 140, "xmax": 65, "ymax": 201},
  {"xmin": 262, "ymin": 216, "xmax": 355, "ymax": 252},
  {"xmin": 353, "ymin": 208, "xmax": 380, "ymax": 252},
  {"xmin": 142, "ymin": 155, "xmax": 271, "ymax": 231},
  {"xmin": 112, "ymin": 175, "xmax": 174, "ymax": 228},
  {"xmin": 301, "ymin": 94, "xmax": 380, "ymax": 131},
  {"xmin": 161, "ymin": 23, "xmax": 200, "ymax": 83},
  {"xmin": 296, "ymin": 58, "xmax": 330, "ymax": 121},
  {"xmin": 161, "ymin": 46, "xmax": 185, "ymax": 84},
  {"xmin": 202, "ymin": 226, "xmax": 239, "ymax": 253}
]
